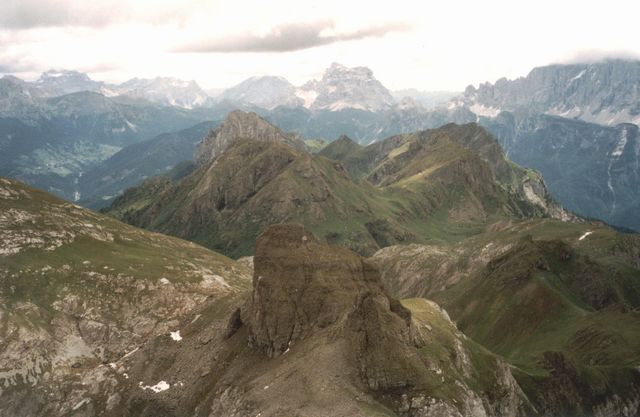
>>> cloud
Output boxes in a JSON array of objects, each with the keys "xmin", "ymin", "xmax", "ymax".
[
  {"xmin": 0, "ymin": 0, "xmax": 195, "ymax": 29},
  {"xmin": 559, "ymin": 49, "xmax": 640, "ymax": 64},
  {"xmin": 0, "ymin": 57, "xmax": 39, "ymax": 74},
  {"xmin": 176, "ymin": 20, "xmax": 411, "ymax": 53},
  {"xmin": 0, "ymin": 0, "xmax": 126, "ymax": 29}
]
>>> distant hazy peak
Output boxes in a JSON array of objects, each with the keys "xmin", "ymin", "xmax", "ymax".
[
  {"xmin": 37, "ymin": 69, "xmax": 94, "ymax": 82},
  {"xmin": 298, "ymin": 62, "xmax": 395, "ymax": 112},
  {"xmin": 462, "ymin": 59, "xmax": 640, "ymax": 126},
  {"xmin": 219, "ymin": 75, "xmax": 302, "ymax": 110}
]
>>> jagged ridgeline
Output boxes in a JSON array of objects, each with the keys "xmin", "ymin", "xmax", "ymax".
[{"xmin": 105, "ymin": 110, "xmax": 571, "ymax": 258}]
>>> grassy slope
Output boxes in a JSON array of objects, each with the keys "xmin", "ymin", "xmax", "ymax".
[
  {"xmin": 0, "ymin": 176, "xmax": 251, "ymax": 348},
  {"xmin": 107, "ymin": 124, "xmax": 559, "ymax": 259},
  {"xmin": 374, "ymin": 218, "xmax": 640, "ymax": 415}
]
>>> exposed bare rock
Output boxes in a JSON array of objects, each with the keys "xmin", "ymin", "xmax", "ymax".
[
  {"xmin": 246, "ymin": 223, "xmax": 415, "ymax": 358},
  {"xmin": 194, "ymin": 110, "xmax": 304, "ymax": 165}
]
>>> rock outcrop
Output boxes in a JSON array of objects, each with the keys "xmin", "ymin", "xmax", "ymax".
[
  {"xmin": 246, "ymin": 224, "xmax": 418, "ymax": 361},
  {"xmin": 194, "ymin": 110, "xmax": 304, "ymax": 165},
  {"xmin": 235, "ymin": 224, "xmax": 531, "ymax": 415}
]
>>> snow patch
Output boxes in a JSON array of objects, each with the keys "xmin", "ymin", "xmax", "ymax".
[
  {"xmin": 328, "ymin": 101, "xmax": 366, "ymax": 111},
  {"xmin": 170, "ymin": 330, "xmax": 182, "ymax": 341},
  {"xmin": 469, "ymin": 103, "xmax": 501, "ymax": 118},
  {"xmin": 570, "ymin": 69, "xmax": 586, "ymax": 82},
  {"xmin": 124, "ymin": 119, "xmax": 138, "ymax": 132},
  {"xmin": 578, "ymin": 231, "xmax": 593, "ymax": 241},
  {"xmin": 294, "ymin": 89, "xmax": 318, "ymax": 108},
  {"xmin": 612, "ymin": 128, "xmax": 628, "ymax": 158},
  {"xmin": 139, "ymin": 380, "xmax": 170, "ymax": 393}
]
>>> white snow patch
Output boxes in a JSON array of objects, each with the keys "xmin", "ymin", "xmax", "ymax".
[
  {"xmin": 328, "ymin": 101, "xmax": 365, "ymax": 111},
  {"xmin": 139, "ymin": 380, "xmax": 170, "ymax": 393},
  {"xmin": 612, "ymin": 128, "xmax": 628, "ymax": 158},
  {"xmin": 170, "ymin": 330, "xmax": 182, "ymax": 341},
  {"xmin": 124, "ymin": 119, "xmax": 139, "ymax": 132},
  {"xmin": 294, "ymin": 89, "xmax": 318, "ymax": 108},
  {"xmin": 263, "ymin": 385, "xmax": 269, "ymax": 390},
  {"xmin": 469, "ymin": 103, "xmax": 501, "ymax": 118},
  {"xmin": 570, "ymin": 69, "xmax": 586, "ymax": 82},
  {"xmin": 578, "ymin": 231, "xmax": 593, "ymax": 241}
]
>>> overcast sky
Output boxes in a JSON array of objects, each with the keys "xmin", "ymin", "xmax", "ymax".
[{"xmin": 1, "ymin": 0, "xmax": 639, "ymax": 91}]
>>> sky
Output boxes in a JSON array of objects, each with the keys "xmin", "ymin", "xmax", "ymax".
[{"xmin": 1, "ymin": 0, "xmax": 639, "ymax": 91}]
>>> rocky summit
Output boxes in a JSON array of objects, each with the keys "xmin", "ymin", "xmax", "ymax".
[
  {"xmin": 194, "ymin": 110, "xmax": 305, "ymax": 165},
  {"xmin": 78, "ymin": 224, "xmax": 532, "ymax": 416}
]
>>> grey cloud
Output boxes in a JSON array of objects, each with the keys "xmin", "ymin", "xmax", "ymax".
[
  {"xmin": 176, "ymin": 21, "xmax": 411, "ymax": 53},
  {"xmin": 0, "ymin": 0, "xmax": 119, "ymax": 29},
  {"xmin": 0, "ymin": 58, "xmax": 38, "ymax": 74},
  {"xmin": 560, "ymin": 49, "xmax": 640, "ymax": 64}
]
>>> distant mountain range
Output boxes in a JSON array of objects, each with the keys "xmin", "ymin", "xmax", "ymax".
[
  {"xmin": 23, "ymin": 69, "xmax": 211, "ymax": 109},
  {"xmin": 459, "ymin": 59, "xmax": 640, "ymax": 126},
  {"xmin": 0, "ymin": 77, "xmax": 224, "ymax": 201},
  {"xmin": 3, "ymin": 61, "xmax": 640, "ymax": 416},
  {"xmin": 1, "ymin": 60, "xmax": 639, "ymax": 232}
]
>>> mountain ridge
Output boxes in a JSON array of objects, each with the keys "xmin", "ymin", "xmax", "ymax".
[{"xmin": 106, "ymin": 111, "xmax": 572, "ymax": 258}]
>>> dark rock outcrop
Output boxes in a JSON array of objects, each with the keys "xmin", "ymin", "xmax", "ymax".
[{"xmin": 245, "ymin": 224, "xmax": 418, "ymax": 360}]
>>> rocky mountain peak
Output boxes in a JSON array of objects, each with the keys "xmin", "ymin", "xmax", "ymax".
[
  {"xmin": 461, "ymin": 59, "xmax": 640, "ymax": 125},
  {"xmin": 219, "ymin": 75, "xmax": 303, "ymax": 109},
  {"xmin": 35, "ymin": 69, "xmax": 104, "ymax": 96},
  {"xmin": 38, "ymin": 69, "xmax": 93, "ymax": 83},
  {"xmin": 324, "ymin": 62, "xmax": 374, "ymax": 79},
  {"xmin": 194, "ymin": 110, "xmax": 299, "ymax": 165},
  {"xmin": 299, "ymin": 63, "xmax": 395, "ymax": 112},
  {"xmin": 112, "ymin": 76, "xmax": 209, "ymax": 108},
  {"xmin": 245, "ymin": 224, "xmax": 415, "ymax": 359}
]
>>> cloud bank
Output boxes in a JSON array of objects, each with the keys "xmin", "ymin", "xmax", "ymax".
[
  {"xmin": 176, "ymin": 20, "xmax": 411, "ymax": 53},
  {"xmin": 560, "ymin": 49, "xmax": 640, "ymax": 65},
  {"xmin": 0, "ymin": 0, "xmax": 122, "ymax": 29}
]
